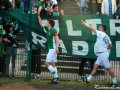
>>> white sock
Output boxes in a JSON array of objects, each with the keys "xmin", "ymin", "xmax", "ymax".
[
  {"xmin": 54, "ymin": 67, "xmax": 59, "ymax": 78},
  {"xmin": 48, "ymin": 65, "xmax": 55, "ymax": 74},
  {"xmin": 112, "ymin": 77, "xmax": 117, "ymax": 84},
  {"xmin": 87, "ymin": 75, "xmax": 93, "ymax": 81}
]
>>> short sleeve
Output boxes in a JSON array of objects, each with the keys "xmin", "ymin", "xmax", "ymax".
[
  {"xmin": 52, "ymin": 29, "xmax": 58, "ymax": 36},
  {"xmin": 53, "ymin": 29, "xmax": 57, "ymax": 34},
  {"xmin": 96, "ymin": 30, "xmax": 101, "ymax": 37}
]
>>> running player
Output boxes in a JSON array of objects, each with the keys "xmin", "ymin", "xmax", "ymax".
[
  {"xmin": 38, "ymin": 16, "xmax": 59, "ymax": 84},
  {"xmin": 81, "ymin": 20, "xmax": 117, "ymax": 87}
]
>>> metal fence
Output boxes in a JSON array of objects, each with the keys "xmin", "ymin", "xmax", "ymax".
[
  {"xmin": 0, "ymin": 0, "xmax": 120, "ymax": 83},
  {"xmin": 2, "ymin": 47, "xmax": 120, "ymax": 81},
  {"xmin": 5, "ymin": 48, "xmax": 120, "ymax": 80},
  {"xmin": 0, "ymin": 32, "xmax": 120, "ymax": 81}
]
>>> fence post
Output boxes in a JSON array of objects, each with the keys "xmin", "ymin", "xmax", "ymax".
[
  {"xmin": 25, "ymin": 0, "xmax": 33, "ymax": 81},
  {"xmin": 25, "ymin": 46, "xmax": 31, "ymax": 81}
]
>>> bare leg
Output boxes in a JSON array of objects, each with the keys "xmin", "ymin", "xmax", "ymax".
[
  {"xmin": 91, "ymin": 64, "xmax": 99, "ymax": 76},
  {"xmin": 51, "ymin": 62, "xmax": 56, "ymax": 67},
  {"xmin": 87, "ymin": 64, "xmax": 99, "ymax": 81},
  {"xmin": 106, "ymin": 67, "xmax": 116, "ymax": 78},
  {"xmin": 106, "ymin": 67, "xmax": 117, "ymax": 84},
  {"xmin": 45, "ymin": 62, "xmax": 50, "ymax": 67}
]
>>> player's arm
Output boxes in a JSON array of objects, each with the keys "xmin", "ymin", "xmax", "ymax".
[
  {"xmin": 81, "ymin": 20, "xmax": 96, "ymax": 33},
  {"xmin": 38, "ymin": 15, "xmax": 44, "ymax": 27},
  {"xmin": 54, "ymin": 33, "xmax": 59, "ymax": 54},
  {"xmin": 108, "ymin": 37, "xmax": 112, "ymax": 49},
  {"xmin": 38, "ymin": 6, "xmax": 42, "ymax": 16},
  {"xmin": 108, "ymin": 44, "xmax": 112, "ymax": 49}
]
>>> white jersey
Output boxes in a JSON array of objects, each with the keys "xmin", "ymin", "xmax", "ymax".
[{"xmin": 94, "ymin": 30, "xmax": 112, "ymax": 55}]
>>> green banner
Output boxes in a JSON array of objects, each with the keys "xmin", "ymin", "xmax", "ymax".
[{"xmin": 0, "ymin": 9, "xmax": 120, "ymax": 60}]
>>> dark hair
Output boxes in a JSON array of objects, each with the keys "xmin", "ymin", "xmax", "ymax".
[
  {"xmin": 48, "ymin": 19, "xmax": 55, "ymax": 27},
  {"xmin": 52, "ymin": 4, "xmax": 58, "ymax": 9},
  {"xmin": 101, "ymin": 25, "xmax": 106, "ymax": 31}
]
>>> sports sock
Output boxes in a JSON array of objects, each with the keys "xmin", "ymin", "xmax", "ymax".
[
  {"xmin": 112, "ymin": 77, "xmax": 117, "ymax": 84},
  {"xmin": 87, "ymin": 75, "xmax": 93, "ymax": 81},
  {"xmin": 48, "ymin": 65, "xmax": 55, "ymax": 74},
  {"xmin": 54, "ymin": 67, "xmax": 59, "ymax": 78}
]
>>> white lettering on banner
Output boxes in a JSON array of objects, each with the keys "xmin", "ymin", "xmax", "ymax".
[
  {"xmin": 31, "ymin": 19, "xmax": 120, "ymax": 58},
  {"xmin": 66, "ymin": 20, "xmax": 82, "ymax": 36},
  {"xmin": 59, "ymin": 40, "xmax": 67, "ymax": 53},
  {"xmin": 85, "ymin": 19, "xmax": 102, "ymax": 35},
  {"xmin": 110, "ymin": 20, "xmax": 120, "ymax": 36},
  {"xmin": 116, "ymin": 41, "xmax": 120, "ymax": 57},
  {"xmin": 72, "ymin": 41, "xmax": 88, "ymax": 55},
  {"xmin": 32, "ymin": 32, "xmax": 47, "ymax": 47}
]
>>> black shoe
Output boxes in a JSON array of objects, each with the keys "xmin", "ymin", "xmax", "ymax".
[
  {"xmin": 53, "ymin": 77, "xmax": 59, "ymax": 84},
  {"xmin": 110, "ymin": 83, "xmax": 118, "ymax": 87},
  {"xmin": 82, "ymin": 77, "xmax": 89, "ymax": 84},
  {"xmin": 49, "ymin": 77, "xmax": 59, "ymax": 84}
]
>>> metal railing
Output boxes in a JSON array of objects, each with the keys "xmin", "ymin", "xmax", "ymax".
[{"xmin": 1, "ymin": 47, "xmax": 119, "ymax": 81}]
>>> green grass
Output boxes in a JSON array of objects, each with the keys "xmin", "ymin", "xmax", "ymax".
[{"xmin": 0, "ymin": 77, "xmax": 119, "ymax": 88}]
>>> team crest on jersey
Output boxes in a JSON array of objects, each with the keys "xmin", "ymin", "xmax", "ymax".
[{"xmin": 103, "ymin": 36, "xmax": 109, "ymax": 44}]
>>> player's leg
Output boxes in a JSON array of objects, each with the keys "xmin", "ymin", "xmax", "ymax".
[
  {"xmin": 45, "ymin": 49, "xmax": 55, "ymax": 74},
  {"xmin": 101, "ymin": 53, "xmax": 117, "ymax": 86},
  {"xmin": 51, "ymin": 62, "xmax": 59, "ymax": 84},
  {"xmin": 83, "ymin": 55, "xmax": 101, "ymax": 83},
  {"xmin": 51, "ymin": 62, "xmax": 59, "ymax": 79},
  {"xmin": 45, "ymin": 62, "xmax": 55, "ymax": 74},
  {"xmin": 106, "ymin": 67, "xmax": 117, "ymax": 85},
  {"xmin": 85, "ymin": 64, "xmax": 99, "ymax": 82},
  {"xmin": 51, "ymin": 49, "xmax": 59, "ymax": 84}
]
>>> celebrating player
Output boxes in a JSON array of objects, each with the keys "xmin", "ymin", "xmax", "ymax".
[
  {"xmin": 38, "ymin": 16, "xmax": 59, "ymax": 84},
  {"xmin": 81, "ymin": 20, "xmax": 117, "ymax": 87}
]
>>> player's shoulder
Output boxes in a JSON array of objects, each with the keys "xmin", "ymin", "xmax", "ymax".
[
  {"xmin": 101, "ymin": 32, "xmax": 110, "ymax": 39},
  {"xmin": 52, "ymin": 28, "xmax": 57, "ymax": 31},
  {"xmin": 96, "ymin": 30, "xmax": 105, "ymax": 35},
  {"xmin": 51, "ymin": 28, "xmax": 57, "ymax": 33}
]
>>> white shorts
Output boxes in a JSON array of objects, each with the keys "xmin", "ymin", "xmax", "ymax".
[
  {"xmin": 95, "ymin": 52, "xmax": 111, "ymax": 68},
  {"xmin": 46, "ymin": 49, "xmax": 57, "ymax": 63}
]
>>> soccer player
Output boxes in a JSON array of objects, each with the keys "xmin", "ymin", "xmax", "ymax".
[
  {"xmin": 38, "ymin": 16, "xmax": 59, "ymax": 84},
  {"xmin": 81, "ymin": 20, "xmax": 118, "ymax": 87}
]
